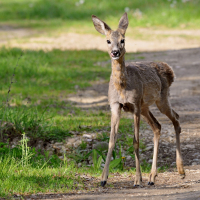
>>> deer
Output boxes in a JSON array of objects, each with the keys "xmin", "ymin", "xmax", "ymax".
[{"xmin": 91, "ymin": 13, "xmax": 185, "ymax": 187}]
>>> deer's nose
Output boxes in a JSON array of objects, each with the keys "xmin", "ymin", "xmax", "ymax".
[{"xmin": 111, "ymin": 50, "xmax": 120, "ymax": 57}]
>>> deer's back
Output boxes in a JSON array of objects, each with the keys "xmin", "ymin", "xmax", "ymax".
[{"xmin": 108, "ymin": 61, "xmax": 174, "ymax": 107}]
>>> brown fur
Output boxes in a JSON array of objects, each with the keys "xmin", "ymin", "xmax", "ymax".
[
  {"xmin": 92, "ymin": 12, "xmax": 185, "ymax": 187},
  {"xmin": 112, "ymin": 59, "xmax": 126, "ymax": 98},
  {"xmin": 152, "ymin": 62, "xmax": 175, "ymax": 87}
]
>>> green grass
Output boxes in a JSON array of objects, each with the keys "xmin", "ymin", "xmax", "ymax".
[
  {"xmin": 0, "ymin": 141, "xmax": 84, "ymax": 197},
  {"xmin": 0, "ymin": 47, "xmax": 136, "ymax": 142},
  {"xmin": 0, "ymin": 134, "xmax": 134, "ymax": 198},
  {"xmin": 0, "ymin": 48, "xmax": 110, "ymax": 100},
  {"xmin": 0, "ymin": 48, "xmax": 110, "ymax": 141},
  {"xmin": 0, "ymin": 0, "xmax": 200, "ymax": 30},
  {"xmin": 1, "ymin": 104, "xmax": 136, "ymax": 142}
]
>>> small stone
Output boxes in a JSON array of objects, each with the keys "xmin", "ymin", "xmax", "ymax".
[
  {"xmin": 73, "ymin": 140, "xmax": 82, "ymax": 148},
  {"xmin": 67, "ymin": 138, "xmax": 77, "ymax": 144},
  {"xmin": 192, "ymin": 162, "xmax": 197, "ymax": 166},
  {"xmin": 170, "ymin": 162, "xmax": 176, "ymax": 167},
  {"xmin": 59, "ymin": 156, "xmax": 64, "ymax": 160},
  {"xmin": 83, "ymin": 134, "xmax": 92, "ymax": 139},
  {"xmin": 54, "ymin": 142, "xmax": 63, "ymax": 146},
  {"xmin": 78, "ymin": 163, "xmax": 82, "ymax": 168},
  {"xmin": 148, "ymin": 159, "xmax": 153, "ymax": 163},
  {"xmin": 75, "ymin": 85, "xmax": 79, "ymax": 89},
  {"xmin": 140, "ymin": 155, "xmax": 145, "ymax": 160},
  {"xmin": 65, "ymin": 137, "xmax": 78, "ymax": 148},
  {"xmin": 35, "ymin": 140, "xmax": 44, "ymax": 150},
  {"xmin": 186, "ymin": 138, "xmax": 190, "ymax": 142},
  {"xmin": 65, "ymin": 143, "xmax": 73, "ymax": 148},
  {"xmin": 169, "ymin": 131, "xmax": 175, "ymax": 136},
  {"xmin": 92, "ymin": 142, "xmax": 108, "ymax": 151},
  {"xmin": 89, "ymin": 160, "xmax": 93, "ymax": 164},
  {"xmin": 126, "ymin": 155, "xmax": 132, "ymax": 161},
  {"xmin": 69, "ymin": 131, "xmax": 77, "ymax": 135},
  {"xmin": 144, "ymin": 130, "xmax": 151, "ymax": 134},
  {"xmin": 53, "ymin": 142, "xmax": 63, "ymax": 151},
  {"xmin": 86, "ymin": 139, "xmax": 92, "ymax": 142},
  {"xmin": 169, "ymin": 136, "xmax": 174, "ymax": 142},
  {"xmin": 145, "ymin": 146, "xmax": 153, "ymax": 151},
  {"xmin": 185, "ymin": 144, "xmax": 195, "ymax": 149},
  {"xmin": 146, "ymin": 143, "xmax": 154, "ymax": 146},
  {"xmin": 61, "ymin": 146, "xmax": 67, "ymax": 153}
]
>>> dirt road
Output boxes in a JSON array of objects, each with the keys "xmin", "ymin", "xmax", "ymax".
[{"xmin": 1, "ymin": 26, "xmax": 200, "ymax": 52}]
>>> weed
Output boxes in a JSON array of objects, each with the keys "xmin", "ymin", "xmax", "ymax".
[
  {"xmin": 158, "ymin": 165, "xmax": 169, "ymax": 172},
  {"xmin": 20, "ymin": 133, "xmax": 33, "ymax": 167},
  {"xmin": 96, "ymin": 132, "xmax": 109, "ymax": 142},
  {"xmin": 79, "ymin": 141, "xmax": 87, "ymax": 150},
  {"xmin": 68, "ymin": 149, "xmax": 92, "ymax": 164},
  {"xmin": 141, "ymin": 160, "xmax": 152, "ymax": 173},
  {"xmin": 0, "ymin": 134, "xmax": 84, "ymax": 197},
  {"xmin": 92, "ymin": 149, "xmax": 102, "ymax": 171}
]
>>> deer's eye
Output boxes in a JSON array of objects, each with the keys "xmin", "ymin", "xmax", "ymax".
[
  {"xmin": 107, "ymin": 40, "xmax": 111, "ymax": 44},
  {"xmin": 121, "ymin": 39, "xmax": 125, "ymax": 43}
]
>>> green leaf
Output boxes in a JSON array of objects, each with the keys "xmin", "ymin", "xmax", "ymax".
[
  {"xmin": 109, "ymin": 158, "xmax": 121, "ymax": 170},
  {"xmin": 92, "ymin": 149, "xmax": 97, "ymax": 169},
  {"xmin": 112, "ymin": 149, "xmax": 116, "ymax": 160},
  {"xmin": 119, "ymin": 143, "xmax": 122, "ymax": 158},
  {"xmin": 83, "ymin": 150, "xmax": 93, "ymax": 160},
  {"xmin": 95, "ymin": 149, "xmax": 106, "ymax": 162},
  {"xmin": 97, "ymin": 156, "xmax": 102, "ymax": 170}
]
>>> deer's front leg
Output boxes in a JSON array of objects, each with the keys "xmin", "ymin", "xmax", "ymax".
[
  {"xmin": 133, "ymin": 110, "xmax": 142, "ymax": 186},
  {"xmin": 101, "ymin": 103, "xmax": 121, "ymax": 187}
]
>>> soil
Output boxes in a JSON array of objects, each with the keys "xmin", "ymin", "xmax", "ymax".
[
  {"xmin": 1, "ymin": 26, "xmax": 200, "ymax": 199},
  {"xmin": 0, "ymin": 26, "xmax": 200, "ymax": 52}
]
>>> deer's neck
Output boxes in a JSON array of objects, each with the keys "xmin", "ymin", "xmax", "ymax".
[{"xmin": 111, "ymin": 56, "xmax": 126, "ymax": 97}]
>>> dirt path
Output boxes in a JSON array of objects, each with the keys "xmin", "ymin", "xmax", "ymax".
[{"xmin": 1, "ymin": 26, "xmax": 200, "ymax": 52}]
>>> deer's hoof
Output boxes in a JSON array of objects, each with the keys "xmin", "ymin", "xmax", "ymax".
[
  {"xmin": 134, "ymin": 184, "xmax": 140, "ymax": 187},
  {"xmin": 180, "ymin": 174, "xmax": 185, "ymax": 179},
  {"xmin": 101, "ymin": 181, "xmax": 107, "ymax": 187},
  {"xmin": 148, "ymin": 182, "xmax": 154, "ymax": 186}
]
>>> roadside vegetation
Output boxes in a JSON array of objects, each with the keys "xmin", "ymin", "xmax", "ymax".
[{"xmin": 0, "ymin": 0, "xmax": 200, "ymax": 31}]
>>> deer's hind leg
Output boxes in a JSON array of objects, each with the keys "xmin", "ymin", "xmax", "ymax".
[
  {"xmin": 156, "ymin": 95, "xmax": 185, "ymax": 178},
  {"xmin": 141, "ymin": 107, "xmax": 161, "ymax": 185},
  {"xmin": 133, "ymin": 108, "xmax": 142, "ymax": 186}
]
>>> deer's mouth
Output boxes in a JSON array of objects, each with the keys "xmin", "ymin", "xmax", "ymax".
[{"xmin": 111, "ymin": 51, "xmax": 121, "ymax": 59}]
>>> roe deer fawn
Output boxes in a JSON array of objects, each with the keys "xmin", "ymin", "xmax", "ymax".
[{"xmin": 91, "ymin": 13, "xmax": 185, "ymax": 187}]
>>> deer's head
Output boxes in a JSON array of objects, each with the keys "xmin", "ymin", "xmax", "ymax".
[{"xmin": 92, "ymin": 13, "xmax": 129, "ymax": 60}]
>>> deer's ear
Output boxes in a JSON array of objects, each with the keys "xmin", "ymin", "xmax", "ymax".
[
  {"xmin": 92, "ymin": 15, "xmax": 111, "ymax": 35},
  {"xmin": 118, "ymin": 12, "xmax": 129, "ymax": 35}
]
